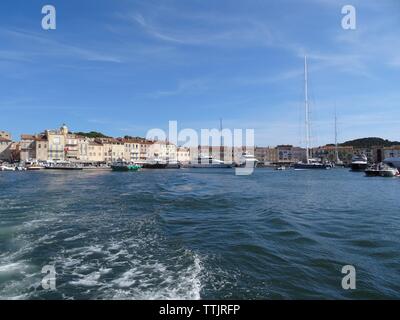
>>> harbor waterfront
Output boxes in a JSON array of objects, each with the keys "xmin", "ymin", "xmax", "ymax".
[{"xmin": 1, "ymin": 168, "xmax": 399, "ymax": 299}]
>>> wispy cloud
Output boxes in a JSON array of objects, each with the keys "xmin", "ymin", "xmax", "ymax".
[
  {"xmin": 0, "ymin": 28, "xmax": 122, "ymax": 64},
  {"xmin": 153, "ymin": 78, "xmax": 209, "ymax": 97},
  {"xmin": 128, "ymin": 11, "xmax": 277, "ymax": 48}
]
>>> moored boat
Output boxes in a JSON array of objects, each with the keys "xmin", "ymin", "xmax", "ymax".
[
  {"xmin": 365, "ymin": 163, "xmax": 399, "ymax": 177},
  {"xmin": 165, "ymin": 161, "xmax": 181, "ymax": 169},
  {"xmin": 137, "ymin": 158, "xmax": 168, "ymax": 169},
  {"xmin": 111, "ymin": 160, "xmax": 141, "ymax": 171},
  {"xmin": 293, "ymin": 56, "xmax": 331, "ymax": 171},
  {"xmin": 0, "ymin": 165, "xmax": 15, "ymax": 171},
  {"xmin": 294, "ymin": 159, "xmax": 332, "ymax": 170},
  {"xmin": 351, "ymin": 154, "xmax": 368, "ymax": 172},
  {"xmin": 365, "ymin": 164, "xmax": 380, "ymax": 177},
  {"xmin": 237, "ymin": 152, "xmax": 259, "ymax": 168},
  {"xmin": 383, "ymin": 157, "xmax": 400, "ymax": 170},
  {"xmin": 44, "ymin": 162, "xmax": 83, "ymax": 170},
  {"xmin": 188, "ymin": 155, "xmax": 233, "ymax": 168},
  {"xmin": 26, "ymin": 165, "xmax": 43, "ymax": 171}
]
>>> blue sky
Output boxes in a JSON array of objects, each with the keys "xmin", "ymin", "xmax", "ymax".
[{"xmin": 0, "ymin": 0, "xmax": 399, "ymax": 146}]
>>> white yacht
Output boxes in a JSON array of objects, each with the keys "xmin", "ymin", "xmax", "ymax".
[
  {"xmin": 383, "ymin": 157, "xmax": 400, "ymax": 170},
  {"xmin": 189, "ymin": 155, "xmax": 233, "ymax": 168},
  {"xmin": 237, "ymin": 152, "xmax": 259, "ymax": 168},
  {"xmin": 0, "ymin": 164, "xmax": 15, "ymax": 171},
  {"xmin": 350, "ymin": 154, "xmax": 368, "ymax": 172}
]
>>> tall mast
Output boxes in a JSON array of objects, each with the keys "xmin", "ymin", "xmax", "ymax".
[
  {"xmin": 219, "ymin": 118, "xmax": 223, "ymax": 148},
  {"xmin": 304, "ymin": 56, "xmax": 310, "ymax": 163},
  {"xmin": 334, "ymin": 105, "xmax": 339, "ymax": 163},
  {"xmin": 219, "ymin": 118, "xmax": 224, "ymax": 161}
]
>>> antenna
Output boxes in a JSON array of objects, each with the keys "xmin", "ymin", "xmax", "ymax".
[{"xmin": 304, "ymin": 56, "xmax": 310, "ymax": 163}]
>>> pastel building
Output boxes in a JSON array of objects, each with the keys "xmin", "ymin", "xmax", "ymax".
[
  {"xmin": 46, "ymin": 125, "xmax": 67, "ymax": 161},
  {"xmin": 123, "ymin": 139, "xmax": 142, "ymax": 162},
  {"xmin": 0, "ymin": 136, "xmax": 12, "ymax": 161},
  {"xmin": 0, "ymin": 131, "xmax": 11, "ymax": 140},
  {"xmin": 147, "ymin": 141, "xmax": 177, "ymax": 161},
  {"xmin": 177, "ymin": 147, "xmax": 190, "ymax": 164}
]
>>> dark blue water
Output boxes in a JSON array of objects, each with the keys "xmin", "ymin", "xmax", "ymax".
[{"xmin": 0, "ymin": 168, "xmax": 399, "ymax": 299}]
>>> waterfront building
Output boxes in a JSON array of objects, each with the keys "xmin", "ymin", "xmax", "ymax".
[
  {"xmin": 100, "ymin": 138, "xmax": 125, "ymax": 163},
  {"xmin": 20, "ymin": 134, "xmax": 37, "ymax": 162},
  {"xmin": 9, "ymin": 142, "xmax": 21, "ymax": 162},
  {"xmin": 276, "ymin": 145, "xmax": 307, "ymax": 165},
  {"xmin": 254, "ymin": 147, "xmax": 278, "ymax": 165},
  {"xmin": 88, "ymin": 141, "xmax": 104, "ymax": 163},
  {"xmin": 122, "ymin": 138, "xmax": 143, "ymax": 162},
  {"xmin": 65, "ymin": 133, "xmax": 79, "ymax": 161},
  {"xmin": 0, "ymin": 137, "xmax": 12, "ymax": 161},
  {"xmin": 147, "ymin": 141, "xmax": 177, "ymax": 161},
  {"xmin": 77, "ymin": 136, "xmax": 90, "ymax": 162},
  {"xmin": 177, "ymin": 147, "xmax": 190, "ymax": 164},
  {"xmin": 0, "ymin": 130, "xmax": 11, "ymax": 141},
  {"xmin": 383, "ymin": 145, "xmax": 400, "ymax": 160},
  {"xmin": 139, "ymin": 141, "xmax": 153, "ymax": 161},
  {"xmin": 46, "ymin": 126, "xmax": 67, "ymax": 161},
  {"xmin": 35, "ymin": 136, "xmax": 48, "ymax": 162}
]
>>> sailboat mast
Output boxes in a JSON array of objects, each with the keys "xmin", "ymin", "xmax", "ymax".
[
  {"xmin": 304, "ymin": 56, "xmax": 310, "ymax": 163},
  {"xmin": 334, "ymin": 106, "xmax": 339, "ymax": 162},
  {"xmin": 219, "ymin": 118, "xmax": 224, "ymax": 161}
]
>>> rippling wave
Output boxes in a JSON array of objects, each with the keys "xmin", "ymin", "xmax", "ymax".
[{"xmin": 1, "ymin": 169, "xmax": 400, "ymax": 299}]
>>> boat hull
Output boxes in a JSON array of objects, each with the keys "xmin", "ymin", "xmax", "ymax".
[
  {"xmin": 141, "ymin": 163, "xmax": 168, "ymax": 169},
  {"xmin": 351, "ymin": 163, "xmax": 368, "ymax": 171},
  {"xmin": 26, "ymin": 166, "xmax": 43, "ymax": 171},
  {"xmin": 44, "ymin": 166, "xmax": 83, "ymax": 171},
  {"xmin": 188, "ymin": 164, "xmax": 233, "ymax": 168},
  {"xmin": 111, "ymin": 165, "xmax": 140, "ymax": 171},
  {"xmin": 380, "ymin": 170, "xmax": 398, "ymax": 177},
  {"xmin": 165, "ymin": 163, "xmax": 181, "ymax": 169},
  {"xmin": 365, "ymin": 170, "xmax": 380, "ymax": 177},
  {"xmin": 293, "ymin": 163, "xmax": 331, "ymax": 170}
]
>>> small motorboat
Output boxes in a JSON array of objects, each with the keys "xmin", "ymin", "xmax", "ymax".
[
  {"xmin": 165, "ymin": 161, "xmax": 181, "ymax": 169},
  {"xmin": 365, "ymin": 163, "xmax": 399, "ymax": 178},
  {"xmin": 237, "ymin": 152, "xmax": 259, "ymax": 168},
  {"xmin": 111, "ymin": 160, "xmax": 141, "ymax": 172},
  {"xmin": 26, "ymin": 165, "xmax": 43, "ymax": 171},
  {"xmin": 351, "ymin": 154, "xmax": 368, "ymax": 171},
  {"xmin": 275, "ymin": 166, "xmax": 286, "ymax": 171},
  {"xmin": 365, "ymin": 164, "xmax": 380, "ymax": 177},
  {"xmin": 44, "ymin": 161, "xmax": 83, "ymax": 170},
  {"xmin": 0, "ymin": 165, "xmax": 15, "ymax": 171},
  {"xmin": 379, "ymin": 165, "xmax": 399, "ymax": 177}
]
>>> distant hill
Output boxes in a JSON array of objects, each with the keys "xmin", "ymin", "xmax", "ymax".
[
  {"xmin": 340, "ymin": 137, "xmax": 400, "ymax": 148},
  {"xmin": 123, "ymin": 135, "xmax": 146, "ymax": 141},
  {"xmin": 74, "ymin": 131, "xmax": 110, "ymax": 138}
]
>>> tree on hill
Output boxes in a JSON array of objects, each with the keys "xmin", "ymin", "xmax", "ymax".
[
  {"xmin": 74, "ymin": 131, "xmax": 110, "ymax": 138},
  {"xmin": 340, "ymin": 137, "xmax": 400, "ymax": 148},
  {"xmin": 123, "ymin": 135, "xmax": 146, "ymax": 140}
]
